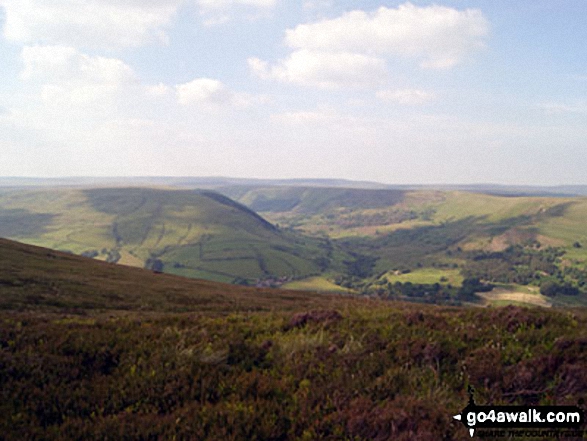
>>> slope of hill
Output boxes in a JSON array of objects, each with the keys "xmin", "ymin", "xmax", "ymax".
[
  {"xmin": 227, "ymin": 187, "xmax": 587, "ymax": 256},
  {"xmin": 0, "ymin": 238, "xmax": 339, "ymax": 313},
  {"xmin": 0, "ymin": 188, "xmax": 344, "ymax": 284}
]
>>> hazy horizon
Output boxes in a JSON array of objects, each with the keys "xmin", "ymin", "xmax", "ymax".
[{"xmin": 1, "ymin": 1, "xmax": 586, "ymax": 185}]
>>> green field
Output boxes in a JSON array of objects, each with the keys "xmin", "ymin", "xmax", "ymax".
[
  {"xmin": 282, "ymin": 276, "xmax": 353, "ymax": 293},
  {"xmin": 382, "ymin": 268, "xmax": 464, "ymax": 286},
  {"xmin": 229, "ymin": 187, "xmax": 587, "ymax": 252}
]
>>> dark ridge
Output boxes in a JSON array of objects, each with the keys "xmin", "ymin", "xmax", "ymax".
[
  {"xmin": 218, "ymin": 186, "xmax": 407, "ymax": 214},
  {"xmin": 196, "ymin": 191, "xmax": 277, "ymax": 231}
]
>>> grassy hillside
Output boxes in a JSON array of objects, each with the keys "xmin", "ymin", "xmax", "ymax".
[
  {"xmin": 0, "ymin": 188, "xmax": 345, "ymax": 284},
  {"xmin": 228, "ymin": 187, "xmax": 587, "ymax": 249},
  {"xmin": 1, "ymin": 239, "xmax": 587, "ymax": 440},
  {"xmin": 333, "ymin": 191, "xmax": 587, "ymax": 270},
  {"xmin": 223, "ymin": 187, "xmax": 587, "ymax": 305}
]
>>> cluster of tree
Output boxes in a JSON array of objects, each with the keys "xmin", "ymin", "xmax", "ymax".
[
  {"xmin": 343, "ymin": 254, "xmax": 378, "ymax": 279},
  {"xmin": 539, "ymin": 279, "xmax": 580, "ymax": 297},
  {"xmin": 460, "ymin": 245, "xmax": 587, "ymax": 298},
  {"xmin": 341, "ymin": 277, "xmax": 493, "ymax": 305},
  {"xmin": 80, "ymin": 248, "xmax": 120, "ymax": 263},
  {"xmin": 145, "ymin": 257, "xmax": 164, "ymax": 272},
  {"xmin": 462, "ymin": 245, "xmax": 563, "ymax": 285}
]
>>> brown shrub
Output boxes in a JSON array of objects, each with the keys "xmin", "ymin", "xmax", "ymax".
[{"xmin": 286, "ymin": 310, "xmax": 342, "ymax": 330}]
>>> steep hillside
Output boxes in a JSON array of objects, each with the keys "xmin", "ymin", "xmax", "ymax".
[
  {"xmin": 4, "ymin": 185, "xmax": 587, "ymax": 305},
  {"xmin": 0, "ymin": 188, "xmax": 344, "ymax": 284}
]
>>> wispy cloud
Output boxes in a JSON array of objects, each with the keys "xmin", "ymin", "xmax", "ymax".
[
  {"xmin": 538, "ymin": 102, "xmax": 587, "ymax": 115},
  {"xmin": 176, "ymin": 77, "xmax": 268, "ymax": 108},
  {"xmin": 376, "ymin": 89, "xmax": 436, "ymax": 105},
  {"xmin": 20, "ymin": 45, "xmax": 136, "ymax": 107},
  {"xmin": 0, "ymin": 0, "xmax": 181, "ymax": 48}
]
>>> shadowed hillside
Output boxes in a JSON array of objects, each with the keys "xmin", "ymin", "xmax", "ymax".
[
  {"xmin": 220, "ymin": 187, "xmax": 587, "ymax": 305},
  {"xmin": 219, "ymin": 186, "xmax": 406, "ymax": 214}
]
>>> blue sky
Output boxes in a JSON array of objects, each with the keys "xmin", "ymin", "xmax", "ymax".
[{"xmin": 0, "ymin": 0, "xmax": 585, "ymax": 185}]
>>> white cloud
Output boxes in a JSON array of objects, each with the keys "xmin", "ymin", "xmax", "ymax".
[
  {"xmin": 176, "ymin": 78, "xmax": 232, "ymax": 105},
  {"xmin": 376, "ymin": 89, "xmax": 435, "ymax": 105},
  {"xmin": 175, "ymin": 77, "xmax": 266, "ymax": 107},
  {"xmin": 0, "ymin": 0, "xmax": 181, "ymax": 48},
  {"xmin": 249, "ymin": 50, "xmax": 385, "ymax": 89},
  {"xmin": 250, "ymin": 3, "xmax": 488, "ymax": 89},
  {"xmin": 20, "ymin": 45, "xmax": 136, "ymax": 106},
  {"xmin": 146, "ymin": 83, "xmax": 172, "ymax": 98},
  {"xmin": 21, "ymin": 45, "xmax": 135, "ymax": 83},
  {"xmin": 285, "ymin": 3, "xmax": 488, "ymax": 69}
]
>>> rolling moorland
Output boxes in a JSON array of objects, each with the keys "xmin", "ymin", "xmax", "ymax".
[
  {"xmin": 1, "ymin": 238, "xmax": 587, "ymax": 440},
  {"xmin": 3, "ymin": 182, "xmax": 587, "ymax": 307}
]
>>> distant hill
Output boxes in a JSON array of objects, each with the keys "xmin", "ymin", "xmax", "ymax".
[
  {"xmin": 3, "ymin": 184, "xmax": 587, "ymax": 306},
  {"xmin": 0, "ymin": 188, "xmax": 344, "ymax": 284},
  {"xmin": 218, "ymin": 186, "xmax": 406, "ymax": 214},
  {"xmin": 0, "ymin": 176, "xmax": 391, "ymax": 190},
  {"xmin": 3, "ymin": 176, "xmax": 587, "ymax": 196},
  {"xmin": 225, "ymin": 187, "xmax": 587, "ymax": 253}
]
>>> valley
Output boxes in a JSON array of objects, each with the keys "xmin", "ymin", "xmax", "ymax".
[{"xmin": 2, "ymin": 182, "xmax": 587, "ymax": 307}]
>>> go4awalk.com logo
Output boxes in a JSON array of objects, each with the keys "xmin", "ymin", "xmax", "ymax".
[{"xmin": 453, "ymin": 387, "xmax": 585, "ymax": 438}]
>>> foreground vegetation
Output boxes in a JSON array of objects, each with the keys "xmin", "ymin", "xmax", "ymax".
[
  {"xmin": 4, "ymin": 305, "xmax": 587, "ymax": 440},
  {"xmin": 1, "ymin": 239, "xmax": 587, "ymax": 439}
]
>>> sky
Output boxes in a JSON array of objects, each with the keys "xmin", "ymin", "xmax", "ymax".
[{"xmin": 0, "ymin": 0, "xmax": 586, "ymax": 185}]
